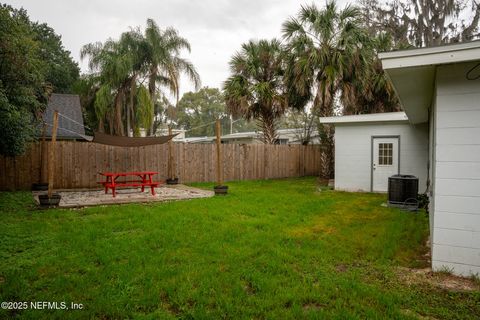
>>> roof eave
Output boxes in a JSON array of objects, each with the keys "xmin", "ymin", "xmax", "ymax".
[
  {"xmin": 379, "ymin": 41, "xmax": 480, "ymax": 124},
  {"xmin": 379, "ymin": 41, "xmax": 480, "ymax": 69},
  {"xmin": 319, "ymin": 112, "xmax": 409, "ymax": 124}
]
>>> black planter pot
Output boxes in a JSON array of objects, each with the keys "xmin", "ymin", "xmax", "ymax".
[
  {"xmin": 166, "ymin": 178, "xmax": 179, "ymax": 185},
  {"xmin": 32, "ymin": 183, "xmax": 49, "ymax": 191},
  {"xmin": 38, "ymin": 193, "xmax": 61, "ymax": 207},
  {"xmin": 214, "ymin": 185, "xmax": 228, "ymax": 195}
]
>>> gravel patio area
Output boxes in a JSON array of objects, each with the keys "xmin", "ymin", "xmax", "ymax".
[{"xmin": 33, "ymin": 184, "xmax": 214, "ymax": 208}]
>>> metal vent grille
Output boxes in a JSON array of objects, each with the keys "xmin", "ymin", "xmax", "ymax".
[{"xmin": 388, "ymin": 175, "xmax": 418, "ymax": 205}]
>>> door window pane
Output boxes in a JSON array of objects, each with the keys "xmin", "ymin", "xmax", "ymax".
[{"xmin": 378, "ymin": 143, "xmax": 393, "ymax": 165}]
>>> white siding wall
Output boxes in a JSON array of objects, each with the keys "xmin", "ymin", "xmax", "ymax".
[
  {"xmin": 432, "ymin": 61, "xmax": 480, "ymax": 276},
  {"xmin": 334, "ymin": 122, "xmax": 428, "ymax": 192},
  {"xmin": 428, "ymin": 95, "xmax": 437, "ymax": 256}
]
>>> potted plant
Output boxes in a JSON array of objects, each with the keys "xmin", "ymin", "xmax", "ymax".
[
  {"xmin": 166, "ymin": 177, "xmax": 179, "ymax": 185},
  {"xmin": 214, "ymin": 185, "xmax": 228, "ymax": 195},
  {"xmin": 38, "ymin": 193, "xmax": 61, "ymax": 206}
]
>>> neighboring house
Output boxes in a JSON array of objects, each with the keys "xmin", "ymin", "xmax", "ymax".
[
  {"xmin": 43, "ymin": 94, "xmax": 86, "ymax": 140},
  {"xmin": 220, "ymin": 131, "xmax": 261, "ymax": 144},
  {"xmin": 182, "ymin": 136, "xmax": 214, "ymax": 144},
  {"xmin": 321, "ymin": 41, "xmax": 480, "ymax": 276},
  {"xmin": 272, "ymin": 128, "xmax": 321, "ymax": 145},
  {"xmin": 137, "ymin": 128, "xmax": 186, "ymax": 141},
  {"xmin": 320, "ymin": 112, "xmax": 428, "ymax": 193},
  {"xmin": 185, "ymin": 128, "xmax": 321, "ymax": 144},
  {"xmin": 154, "ymin": 128, "xmax": 186, "ymax": 142}
]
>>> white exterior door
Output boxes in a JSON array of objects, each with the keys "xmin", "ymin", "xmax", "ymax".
[{"xmin": 372, "ymin": 137, "xmax": 399, "ymax": 192}]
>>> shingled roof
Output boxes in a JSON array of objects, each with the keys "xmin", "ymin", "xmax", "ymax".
[{"xmin": 44, "ymin": 94, "xmax": 86, "ymax": 139}]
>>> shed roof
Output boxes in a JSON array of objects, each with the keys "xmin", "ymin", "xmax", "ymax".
[
  {"xmin": 319, "ymin": 112, "xmax": 408, "ymax": 124},
  {"xmin": 221, "ymin": 131, "xmax": 260, "ymax": 139},
  {"xmin": 44, "ymin": 94, "xmax": 86, "ymax": 139}
]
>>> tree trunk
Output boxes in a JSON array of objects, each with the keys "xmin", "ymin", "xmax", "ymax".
[
  {"xmin": 147, "ymin": 122, "xmax": 153, "ymax": 137},
  {"xmin": 98, "ymin": 118, "xmax": 105, "ymax": 133},
  {"xmin": 130, "ymin": 103, "xmax": 137, "ymax": 137},
  {"xmin": 114, "ymin": 90, "xmax": 125, "ymax": 136},
  {"xmin": 317, "ymin": 86, "xmax": 335, "ymax": 179},
  {"xmin": 260, "ymin": 113, "xmax": 277, "ymax": 144},
  {"xmin": 319, "ymin": 124, "xmax": 334, "ymax": 178},
  {"xmin": 126, "ymin": 99, "xmax": 131, "ymax": 137},
  {"xmin": 128, "ymin": 75, "xmax": 136, "ymax": 137},
  {"xmin": 148, "ymin": 68, "xmax": 157, "ymax": 98},
  {"xmin": 108, "ymin": 111, "xmax": 114, "ymax": 135},
  {"xmin": 147, "ymin": 71, "xmax": 157, "ymax": 137}
]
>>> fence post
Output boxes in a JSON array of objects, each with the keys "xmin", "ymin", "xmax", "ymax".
[
  {"xmin": 47, "ymin": 111, "xmax": 59, "ymax": 198},
  {"xmin": 39, "ymin": 122, "xmax": 46, "ymax": 184},
  {"xmin": 214, "ymin": 119, "xmax": 228, "ymax": 195},
  {"xmin": 166, "ymin": 126, "xmax": 178, "ymax": 184},
  {"xmin": 216, "ymin": 119, "xmax": 223, "ymax": 186}
]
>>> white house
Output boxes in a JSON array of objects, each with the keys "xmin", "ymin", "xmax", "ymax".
[
  {"xmin": 380, "ymin": 41, "xmax": 480, "ymax": 276},
  {"xmin": 138, "ymin": 128, "xmax": 187, "ymax": 141},
  {"xmin": 322, "ymin": 41, "xmax": 480, "ymax": 276},
  {"xmin": 218, "ymin": 128, "xmax": 320, "ymax": 144},
  {"xmin": 184, "ymin": 128, "xmax": 321, "ymax": 144},
  {"xmin": 154, "ymin": 128, "xmax": 186, "ymax": 141},
  {"xmin": 320, "ymin": 112, "xmax": 429, "ymax": 193}
]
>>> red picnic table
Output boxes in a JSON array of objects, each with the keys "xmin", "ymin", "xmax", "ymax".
[{"xmin": 98, "ymin": 171, "xmax": 162, "ymax": 197}]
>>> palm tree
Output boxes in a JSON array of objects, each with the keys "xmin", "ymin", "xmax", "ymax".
[
  {"xmin": 223, "ymin": 39, "xmax": 288, "ymax": 144},
  {"xmin": 80, "ymin": 19, "xmax": 200, "ymax": 136},
  {"xmin": 117, "ymin": 28, "xmax": 149, "ymax": 136},
  {"xmin": 341, "ymin": 33, "xmax": 401, "ymax": 115},
  {"xmin": 81, "ymin": 38, "xmax": 136, "ymax": 135},
  {"xmin": 73, "ymin": 74, "xmax": 100, "ymax": 134},
  {"xmin": 143, "ymin": 19, "xmax": 201, "ymax": 135},
  {"xmin": 282, "ymin": 1, "xmax": 373, "ymax": 176}
]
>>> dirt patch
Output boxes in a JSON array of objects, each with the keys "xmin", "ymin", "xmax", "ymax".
[
  {"xmin": 316, "ymin": 178, "xmax": 329, "ymax": 186},
  {"xmin": 288, "ymin": 224, "xmax": 336, "ymax": 238},
  {"xmin": 303, "ymin": 302, "xmax": 324, "ymax": 311},
  {"xmin": 335, "ymin": 264, "xmax": 348, "ymax": 273},
  {"xmin": 159, "ymin": 291, "xmax": 181, "ymax": 316},
  {"xmin": 397, "ymin": 267, "xmax": 480, "ymax": 292},
  {"xmin": 400, "ymin": 309, "xmax": 438, "ymax": 320},
  {"xmin": 243, "ymin": 280, "xmax": 257, "ymax": 296}
]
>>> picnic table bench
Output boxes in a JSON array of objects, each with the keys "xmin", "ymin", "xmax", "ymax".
[{"xmin": 98, "ymin": 171, "xmax": 162, "ymax": 197}]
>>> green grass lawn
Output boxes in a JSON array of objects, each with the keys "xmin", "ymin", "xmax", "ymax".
[{"xmin": 0, "ymin": 177, "xmax": 478, "ymax": 319}]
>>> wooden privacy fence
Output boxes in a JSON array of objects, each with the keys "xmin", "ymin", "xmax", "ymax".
[{"xmin": 0, "ymin": 141, "xmax": 324, "ymax": 190}]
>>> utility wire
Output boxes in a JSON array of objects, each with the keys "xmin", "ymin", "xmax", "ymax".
[
  {"xmin": 185, "ymin": 120, "xmax": 217, "ymax": 132},
  {"xmin": 56, "ymin": 112, "xmax": 93, "ymax": 131},
  {"xmin": 466, "ymin": 62, "xmax": 480, "ymax": 80},
  {"xmin": 44, "ymin": 122, "xmax": 93, "ymax": 141},
  {"xmin": 185, "ymin": 118, "xmax": 242, "ymax": 133},
  {"xmin": 56, "ymin": 110, "xmax": 241, "ymax": 136}
]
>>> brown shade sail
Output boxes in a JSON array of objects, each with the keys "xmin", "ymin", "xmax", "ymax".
[{"xmin": 91, "ymin": 132, "xmax": 178, "ymax": 147}]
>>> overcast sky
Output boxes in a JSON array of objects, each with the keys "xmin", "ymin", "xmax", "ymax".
[{"xmin": 7, "ymin": 0, "xmax": 350, "ymax": 96}]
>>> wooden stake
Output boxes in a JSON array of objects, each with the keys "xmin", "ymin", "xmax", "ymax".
[
  {"xmin": 48, "ymin": 111, "xmax": 59, "ymax": 198},
  {"xmin": 172, "ymin": 131, "xmax": 176, "ymax": 180},
  {"xmin": 39, "ymin": 122, "xmax": 46, "ymax": 183},
  {"xmin": 168, "ymin": 126, "xmax": 174, "ymax": 179},
  {"xmin": 215, "ymin": 119, "xmax": 223, "ymax": 186}
]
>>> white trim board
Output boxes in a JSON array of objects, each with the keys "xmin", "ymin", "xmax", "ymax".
[
  {"xmin": 379, "ymin": 40, "xmax": 480, "ymax": 69},
  {"xmin": 320, "ymin": 112, "xmax": 408, "ymax": 124}
]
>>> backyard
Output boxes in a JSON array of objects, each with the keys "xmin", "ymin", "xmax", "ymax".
[{"xmin": 0, "ymin": 177, "xmax": 478, "ymax": 319}]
